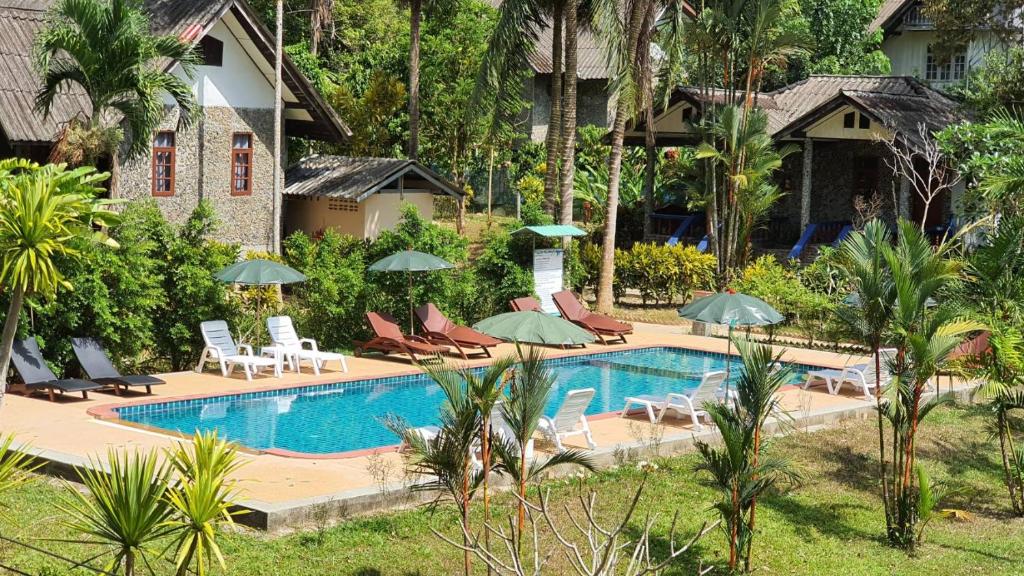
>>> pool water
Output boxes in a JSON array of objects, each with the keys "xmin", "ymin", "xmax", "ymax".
[{"xmin": 116, "ymin": 347, "xmax": 819, "ymax": 455}]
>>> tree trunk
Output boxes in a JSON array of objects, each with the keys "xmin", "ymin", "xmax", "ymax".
[
  {"xmin": 0, "ymin": 285, "xmax": 25, "ymax": 408},
  {"xmin": 109, "ymin": 148, "xmax": 121, "ymax": 200},
  {"xmin": 310, "ymin": 1, "xmax": 322, "ymax": 57},
  {"xmin": 557, "ymin": 0, "xmax": 578, "ymax": 227},
  {"xmin": 408, "ymin": 0, "xmax": 422, "ymax": 160},
  {"xmin": 643, "ymin": 134, "xmax": 656, "ymax": 241},
  {"xmin": 125, "ymin": 549, "xmax": 136, "ymax": 576},
  {"xmin": 481, "ymin": 417, "xmax": 492, "ymax": 573},
  {"xmin": 273, "ymin": 0, "xmax": 284, "ymax": 253},
  {"xmin": 543, "ymin": 2, "xmax": 564, "ymax": 216},
  {"xmin": 517, "ymin": 442, "xmax": 528, "ymax": 533},
  {"xmin": 595, "ymin": 0, "xmax": 647, "ymax": 314}
]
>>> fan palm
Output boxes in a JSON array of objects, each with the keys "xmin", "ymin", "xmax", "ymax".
[
  {"xmin": 33, "ymin": 0, "xmax": 199, "ymax": 192},
  {"xmin": 164, "ymin": 432, "xmax": 244, "ymax": 576},
  {"xmin": 61, "ymin": 449, "xmax": 176, "ymax": 576},
  {"xmin": 0, "ymin": 160, "xmax": 119, "ymax": 403}
]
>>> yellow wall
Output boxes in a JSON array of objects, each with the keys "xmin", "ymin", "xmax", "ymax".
[
  {"xmin": 804, "ymin": 106, "xmax": 893, "ymax": 141},
  {"xmin": 284, "ymin": 192, "xmax": 437, "ymax": 240},
  {"xmin": 363, "ymin": 192, "xmax": 435, "ymax": 239},
  {"xmin": 284, "ymin": 196, "xmax": 364, "ymax": 238}
]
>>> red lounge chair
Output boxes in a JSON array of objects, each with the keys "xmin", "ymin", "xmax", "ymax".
[
  {"xmin": 415, "ymin": 304, "xmax": 502, "ymax": 359},
  {"xmin": 355, "ymin": 312, "xmax": 450, "ymax": 364},
  {"xmin": 552, "ymin": 290, "xmax": 633, "ymax": 344},
  {"xmin": 510, "ymin": 297, "xmax": 543, "ymax": 312}
]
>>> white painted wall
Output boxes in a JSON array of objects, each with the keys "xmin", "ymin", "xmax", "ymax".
[
  {"xmin": 168, "ymin": 20, "xmax": 275, "ymax": 109},
  {"xmin": 882, "ymin": 30, "xmax": 1003, "ymax": 88},
  {"xmin": 363, "ymin": 192, "xmax": 435, "ymax": 239}
]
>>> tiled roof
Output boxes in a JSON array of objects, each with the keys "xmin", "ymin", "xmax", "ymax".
[
  {"xmin": 0, "ymin": 0, "xmax": 348, "ymax": 145},
  {"xmin": 284, "ymin": 156, "xmax": 463, "ymax": 200},
  {"xmin": 671, "ymin": 75, "xmax": 963, "ymax": 150}
]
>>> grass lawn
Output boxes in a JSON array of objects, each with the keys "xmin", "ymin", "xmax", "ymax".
[{"xmin": 3, "ymin": 404, "xmax": 1023, "ymax": 575}]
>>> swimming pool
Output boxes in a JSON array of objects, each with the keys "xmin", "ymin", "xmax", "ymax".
[{"xmin": 114, "ymin": 347, "xmax": 822, "ymax": 455}]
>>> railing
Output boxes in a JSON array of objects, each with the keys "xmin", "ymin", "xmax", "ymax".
[{"xmin": 902, "ymin": 5, "xmax": 933, "ymax": 27}]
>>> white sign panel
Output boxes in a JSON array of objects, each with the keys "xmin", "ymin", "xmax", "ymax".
[{"xmin": 533, "ymin": 249, "xmax": 565, "ymax": 315}]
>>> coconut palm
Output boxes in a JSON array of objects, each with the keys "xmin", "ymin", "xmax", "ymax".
[
  {"xmin": 165, "ymin": 432, "xmax": 244, "ymax": 576},
  {"xmin": 0, "ymin": 160, "xmax": 119, "ymax": 403},
  {"xmin": 33, "ymin": 0, "xmax": 200, "ymax": 194},
  {"xmin": 61, "ymin": 449, "xmax": 176, "ymax": 576},
  {"xmin": 592, "ymin": 0, "xmax": 660, "ymax": 313}
]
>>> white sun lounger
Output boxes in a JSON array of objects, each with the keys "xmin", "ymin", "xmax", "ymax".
[
  {"xmin": 537, "ymin": 388, "xmax": 597, "ymax": 452},
  {"xmin": 622, "ymin": 371, "xmax": 728, "ymax": 430},
  {"xmin": 804, "ymin": 348, "xmax": 897, "ymax": 400},
  {"xmin": 196, "ymin": 320, "xmax": 280, "ymax": 381},
  {"xmin": 267, "ymin": 316, "xmax": 349, "ymax": 375}
]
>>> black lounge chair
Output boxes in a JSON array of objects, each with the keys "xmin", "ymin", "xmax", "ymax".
[
  {"xmin": 10, "ymin": 338, "xmax": 103, "ymax": 402},
  {"xmin": 72, "ymin": 338, "xmax": 165, "ymax": 395}
]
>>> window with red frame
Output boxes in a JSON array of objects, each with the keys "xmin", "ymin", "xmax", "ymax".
[
  {"xmin": 152, "ymin": 131, "xmax": 175, "ymax": 196},
  {"xmin": 231, "ymin": 133, "xmax": 253, "ymax": 196}
]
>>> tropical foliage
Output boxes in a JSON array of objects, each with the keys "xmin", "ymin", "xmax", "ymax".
[
  {"xmin": 0, "ymin": 160, "xmax": 119, "ymax": 399},
  {"xmin": 33, "ymin": 0, "xmax": 199, "ymax": 172}
]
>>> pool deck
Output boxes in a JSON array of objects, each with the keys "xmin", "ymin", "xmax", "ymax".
[{"xmin": 0, "ymin": 323, "xmax": 975, "ymax": 532}]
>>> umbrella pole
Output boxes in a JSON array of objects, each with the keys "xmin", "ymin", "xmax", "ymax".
[
  {"xmin": 725, "ymin": 323, "xmax": 733, "ymax": 395},
  {"xmin": 408, "ymin": 271, "xmax": 414, "ymax": 335}
]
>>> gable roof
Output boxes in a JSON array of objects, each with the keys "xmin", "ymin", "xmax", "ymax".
[
  {"xmin": 284, "ymin": 156, "xmax": 464, "ymax": 202},
  {"xmin": 869, "ymin": 0, "xmax": 916, "ymax": 34},
  {"xmin": 645, "ymin": 75, "xmax": 963, "ymax": 151},
  {"xmin": 0, "ymin": 0, "xmax": 349, "ymax": 146}
]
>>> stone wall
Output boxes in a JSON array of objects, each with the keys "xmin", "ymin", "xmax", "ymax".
[
  {"xmin": 775, "ymin": 139, "xmax": 900, "ymax": 238},
  {"xmin": 120, "ymin": 106, "xmax": 278, "ymax": 254},
  {"xmin": 525, "ymin": 75, "xmax": 612, "ymax": 142}
]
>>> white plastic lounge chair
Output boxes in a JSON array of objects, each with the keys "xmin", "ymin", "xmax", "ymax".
[
  {"xmin": 804, "ymin": 348, "xmax": 897, "ymax": 400},
  {"xmin": 267, "ymin": 316, "xmax": 348, "ymax": 375},
  {"xmin": 537, "ymin": 388, "xmax": 597, "ymax": 452},
  {"xmin": 622, "ymin": 371, "xmax": 728, "ymax": 430},
  {"xmin": 196, "ymin": 320, "xmax": 280, "ymax": 381}
]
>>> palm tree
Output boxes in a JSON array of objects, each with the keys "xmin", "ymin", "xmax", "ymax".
[
  {"xmin": 593, "ymin": 0, "xmax": 660, "ymax": 313},
  {"xmin": 557, "ymin": 0, "xmax": 579, "ymax": 226},
  {"xmin": 695, "ymin": 105, "xmax": 796, "ymax": 275},
  {"xmin": 165, "ymin": 432, "xmax": 244, "ymax": 576},
  {"xmin": 462, "ymin": 355, "xmax": 517, "ymax": 559},
  {"xmin": 62, "ymin": 449, "xmax": 176, "ymax": 576},
  {"xmin": 978, "ymin": 110, "xmax": 1024, "ymax": 217},
  {"xmin": 397, "ymin": 361, "xmax": 482, "ymax": 576},
  {"xmin": 309, "ymin": 0, "xmax": 335, "ymax": 57},
  {"xmin": 34, "ymin": 0, "xmax": 200, "ymax": 196},
  {"xmin": 732, "ymin": 339, "xmax": 792, "ymax": 571},
  {"xmin": 0, "ymin": 160, "xmax": 119, "ymax": 403},
  {"xmin": 494, "ymin": 345, "xmax": 594, "ymax": 533}
]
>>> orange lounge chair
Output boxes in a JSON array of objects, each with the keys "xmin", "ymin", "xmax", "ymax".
[
  {"xmin": 355, "ymin": 312, "xmax": 450, "ymax": 364},
  {"xmin": 552, "ymin": 290, "xmax": 632, "ymax": 344},
  {"xmin": 510, "ymin": 296, "xmax": 543, "ymax": 312},
  {"xmin": 415, "ymin": 304, "xmax": 502, "ymax": 359}
]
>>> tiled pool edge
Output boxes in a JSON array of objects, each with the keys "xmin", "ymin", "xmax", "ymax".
[
  {"xmin": 86, "ymin": 345, "xmax": 842, "ymax": 459},
  {"xmin": 27, "ymin": 384, "xmax": 980, "ymax": 533}
]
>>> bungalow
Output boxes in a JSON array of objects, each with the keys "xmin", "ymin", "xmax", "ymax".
[
  {"xmin": 0, "ymin": 0, "xmax": 350, "ymax": 253},
  {"xmin": 871, "ymin": 0, "xmax": 1009, "ymax": 89},
  {"xmin": 283, "ymin": 155, "xmax": 464, "ymax": 240},
  {"xmin": 627, "ymin": 75, "xmax": 967, "ymax": 250}
]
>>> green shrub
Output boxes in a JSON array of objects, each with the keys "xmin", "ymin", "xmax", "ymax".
[
  {"xmin": 572, "ymin": 240, "xmax": 603, "ymax": 294},
  {"xmin": 614, "ymin": 242, "xmax": 716, "ymax": 305},
  {"xmin": 283, "ymin": 230, "xmax": 368, "ymax": 350},
  {"xmin": 731, "ymin": 255, "xmax": 834, "ymax": 344},
  {"xmin": 152, "ymin": 202, "xmax": 240, "ymax": 371},
  {"xmin": 31, "ymin": 202, "xmax": 166, "ymax": 374},
  {"xmin": 474, "ymin": 226, "xmax": 535, "ymax": 317}
]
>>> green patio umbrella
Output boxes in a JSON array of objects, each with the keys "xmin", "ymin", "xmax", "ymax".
[
  {"xmin": 214, "ymin": 259, "xmax": 306, "ymax": 285},
  {"xmin": 678, "ymin": 291, "xmax": 784, "ymax": 386},
  {"xmin": 473, "ymin": 311, "xmax": 596, "ymax": 347},
  {"xmin": 369, "ymin": 250, "xmax": 454, "ymax": 333}
]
